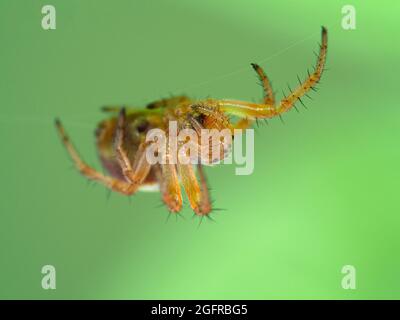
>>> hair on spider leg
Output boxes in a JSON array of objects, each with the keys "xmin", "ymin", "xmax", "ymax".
[
  {"xmin": 205, "ymin": 214, "xmax": 216, "ymax": 223},
  {"xmin": 105, "ymin": 188, "xmax": 112, "ymax": 202},
  {"xmin": 176, "ymin": 211, "xmax": 186, "ymax": 221},
  {"xmin": 195, "ymin": 212, "xmax": 218, "ymax": 228},
  {"xmin": 208, "ymin": 200, "xmax": 227, "ymax": 213},
  {"xmin": 154, "ymin": 201, "xmax": 165, "ymax": 209},
  {"xmin": 287, "ymin": 83, "xmax": 293, "ymax": 94},
  {"xmin": 197, "ymin": 215, "xmax": 205, "ymax": 229},
  {"xmin": 210, "ymin": 197, "xmax": 216, "ymax": 205},
  {"xmin": 281, "ymin": 89, "xmax": 286, "ymax": 100},
  {"xmin": 212, "ymin": 208, "xmax": 227, "ymax": 212},
  {"xmin": 251, "ymin": 118, "xmax": 262, "ymax": 129},
  {"xmin": 85, "ymin": 178, "xmax": 95, "ymax": 188},
  {"xmin": 256, "ymin": 80, "xmax": 264, "ymax": 88},
  {"xmin": 252, "ymin": 125, "xmax": 260, "ymax": 135},
  {"xmin": 164, "ymin": 211, "xmax": 172, "ymax": 224},
  {"xmin": 209, "ymin": 197, "xmax": 227, "ymax": 212},
  {"xmin": 83, "ymin": 175, "xmax": 97, "ymax": 188},
  {"xmin": 297, "ymin": 97, "xmax": 308, "ymax": 110},
  {"xmin": 297, "ymin": 74, "xmax": 303, "ymax": 86},
  {"xmin": 286, "ymin": 83, "xmax": 301, "ymax": 113}
]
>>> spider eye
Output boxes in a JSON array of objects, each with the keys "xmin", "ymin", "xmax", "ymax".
[
  {"xmin": 196, "ymin": 113, "xmax": 206, "ymax": 124},
  {"xmin": 136, "ymin": 120, "xmax": 149, "ymax": 133}
]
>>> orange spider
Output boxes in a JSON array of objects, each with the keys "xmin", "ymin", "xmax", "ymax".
[{"xmin": 55, "ymin": 27, "xmax": 328, "ymax": 216}]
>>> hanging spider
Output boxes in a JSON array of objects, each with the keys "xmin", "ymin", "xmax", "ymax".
[{"xmin": 55, "ymin": 27, "xmax": 328, "ymax": 216}]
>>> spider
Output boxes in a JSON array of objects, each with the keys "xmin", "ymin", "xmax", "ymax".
[{"xmin": 55, "ymin": 27, "xmax": 328, "ymax": 216}]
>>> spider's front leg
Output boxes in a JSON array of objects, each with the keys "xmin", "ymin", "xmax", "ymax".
[
  {"xmin": 177, "ymin": 162, "xmax": 212, "ymax": 216},
  {"xmin": 154, "ymin": 152, "xmax": 183, "ymax": 213},
  {"xmin": 196, "ymin": 164, "xmax": 212, "ymax": 214},
  {"xmin": 217, "ymin": 27, "xmax": 328, "ymax": 120},
  {"xmin": 55, "ymin": 119, "xmax": 143, "ymax": 195}
]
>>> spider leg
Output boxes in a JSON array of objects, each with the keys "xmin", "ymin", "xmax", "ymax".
[
  {"xmin": 177, "ymin": 163, "xmax": 211, "ymax": 216},
  {"xmin": 196, "ymin": 164, "xmax": 212, "ymax": 214},
  {"xmin": 101, "ymin": 106, "xmax": 142, "ymax": 113},
  {"xmin": 146, "ymin": 95, "xmax": 191, "ymax": 110},
  {"xmin": 155, "ymin": 158, "xmax": 183, "ymax": 213},
  {"xmin": 115, "ymin": 108, "xmax": 152, "ymax": 187},
  {"xmin": 101, "ymin": 106, "xmax": 124, "ymax": 113},
  {"xmin": 232, "ymin": 118, "xmax": 253, "ymax": 130},
  {"xmin": 251, "ymin": 63, "xmax": 275, "ymax": 106},
  {"xmin": 216, "ymin": 27, "xmax": 328, "ymax": 119},
  {"xmin": 276, "ymin": 26, "xmax": 327, "ymax": 114},
  {"xmin": 55, "ymin": 119, "xmax": 143, "ymax": 195}
]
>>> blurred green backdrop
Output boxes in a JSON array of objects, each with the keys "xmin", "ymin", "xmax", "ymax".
[{"xmin": 0, "ymin": 0, "xmax": 399, "ymax": 299}]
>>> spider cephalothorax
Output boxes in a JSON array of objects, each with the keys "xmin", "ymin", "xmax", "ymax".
[{"xmin": 55, "ymin": 27, "xmax": 328, "ymax": 216}]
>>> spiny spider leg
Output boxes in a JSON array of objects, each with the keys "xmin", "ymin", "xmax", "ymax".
[
  {"xmin": 101, "ymin": 106, "xmax": 141, "ymax": 113},
  {"xmin": 177, "ymin": 162, "xmax": 212, "ymax": 216},
  {"xmin": 197, "ymin": 164, "xmax": 212, "ymax": 215},
  {"xmin": 216, "ymin": 27, "xmax": 328, "ymax": 120},
  {"xmin": 251, "ymin": 63, "xmax": 275, "ymax": 106},
  {"xmin": 277, "ymin": 26, "xmax": 327, "ymax": 114},
  {"xmin": 55, "ymin": 119, "xmax": 144, "ymax": 195},
  {"xmin": 155, "ymin": 154, "xmax": 183, "ymax": 213},
  {"xmin": 101, "ymin": 106, "xmax": 125, "ymax": 113},
  {"xmin": 177, "ymin": 163, "xmax": 201, "ymax": 214},
  {"xmin": 232, "ymin": 118, "xmax": 254, "ymax": 130}
]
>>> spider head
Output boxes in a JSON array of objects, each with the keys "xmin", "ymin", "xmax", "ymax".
[
  {"xmin": 189, "ymin": 101, "xmax": 233, "ymax": 165},
  {"xmin": 190, "ymin": 100, "xmax": 231, "ymax": 132}
]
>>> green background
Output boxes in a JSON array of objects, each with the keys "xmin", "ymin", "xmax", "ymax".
[{"xmin": 1, "ymin": 0, "xmax": 399, "ymax": 299}]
